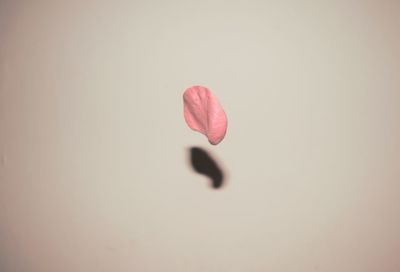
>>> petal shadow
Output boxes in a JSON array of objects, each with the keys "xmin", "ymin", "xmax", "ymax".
[{"xmin": 189, "ymin": 147, "xmax": 225, "ymax": 189}]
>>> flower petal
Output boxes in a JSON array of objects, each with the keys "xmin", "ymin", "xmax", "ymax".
[{"xmin": 183, "ymin": 86, "xmax": 227, "ymax": 145}]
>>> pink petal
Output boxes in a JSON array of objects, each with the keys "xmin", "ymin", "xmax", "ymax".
[{"xmin": 183, "ymin": 86, "xmax": 228, "ymax": 145}]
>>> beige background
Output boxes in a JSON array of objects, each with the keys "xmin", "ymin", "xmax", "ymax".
[{"xmin": 1, "ymin": 1, "xmax": 400, "ymax": 271}]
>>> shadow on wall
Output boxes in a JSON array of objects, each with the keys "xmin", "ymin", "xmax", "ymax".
[{"xmin": 188, "ymin": 147, "xmax": 226, "ymax": 189}]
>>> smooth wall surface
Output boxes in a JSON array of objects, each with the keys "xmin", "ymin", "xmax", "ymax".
[{"xmin": 1, "ymin": 1, "xmax": 400, "ymax": 271}]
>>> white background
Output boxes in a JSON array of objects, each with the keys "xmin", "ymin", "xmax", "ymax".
[{"xmin": 1, "ymin": 1, "xmax": 400, "ymax": 271}]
